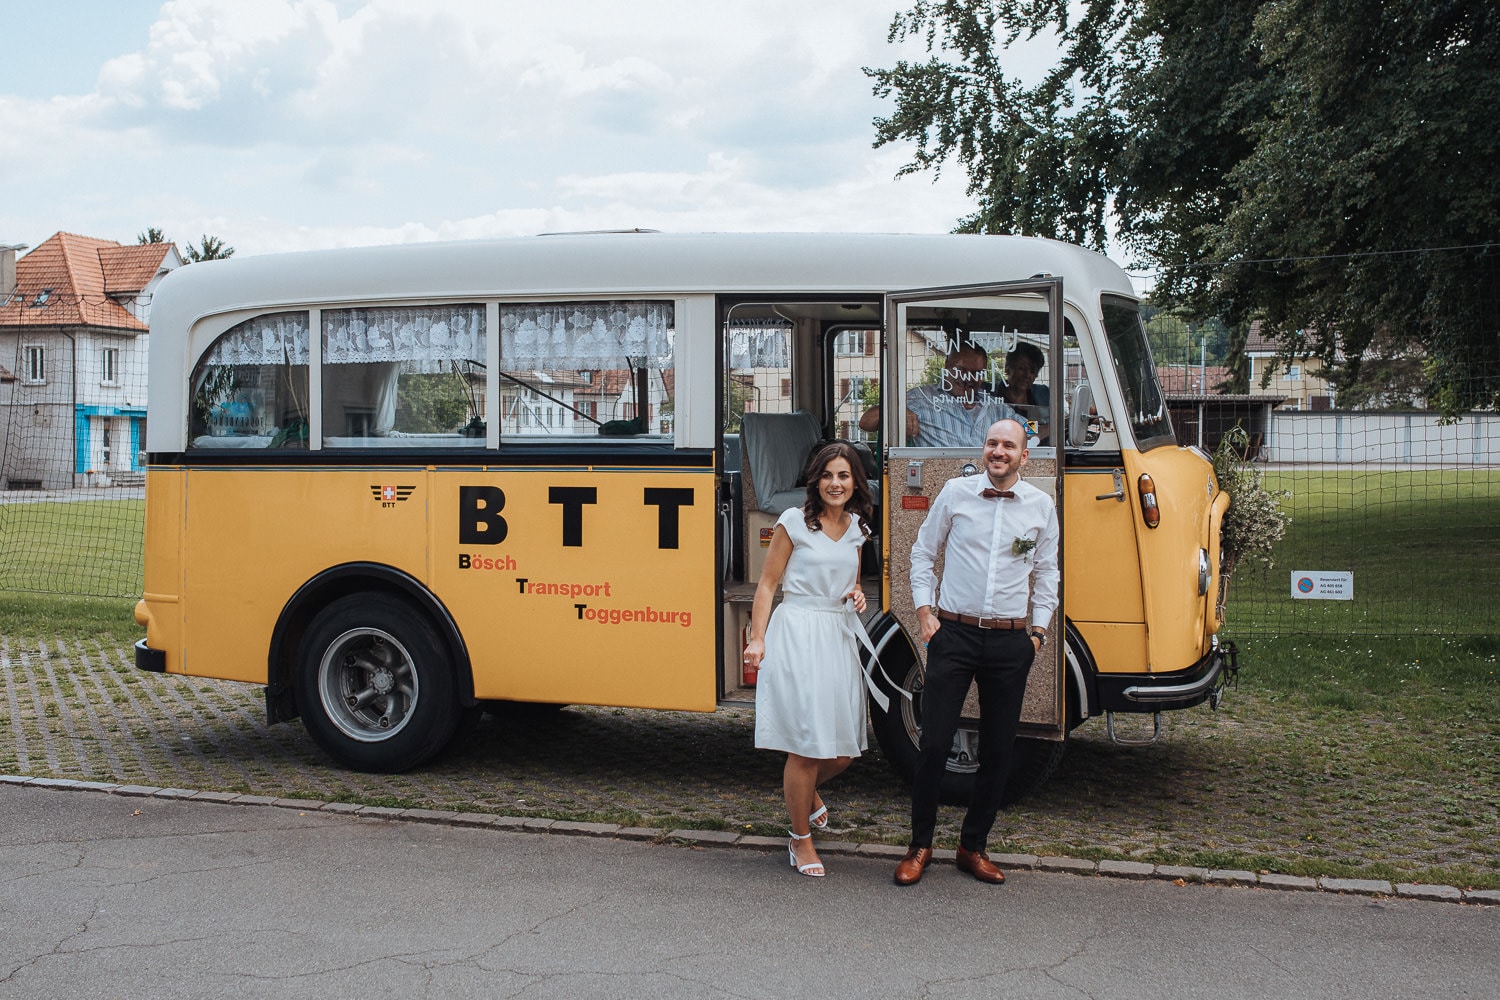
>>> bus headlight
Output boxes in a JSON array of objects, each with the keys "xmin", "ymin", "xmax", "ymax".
[{"xmin": 1198, "ymin": 547, "xmax": 1212, "ymax": 596}]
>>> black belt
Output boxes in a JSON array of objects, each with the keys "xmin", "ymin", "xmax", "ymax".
[{"xmin": 936, "ymin": 609, "xmax": 1027, "ymax": 630}]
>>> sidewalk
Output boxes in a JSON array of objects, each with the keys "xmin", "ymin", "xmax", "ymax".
[{"xmin": 1, "ymin": 631, "xmax": 1495, "ymax": 895}]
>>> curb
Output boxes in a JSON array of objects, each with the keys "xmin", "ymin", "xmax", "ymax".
[{"xmin": 4, "ymin": 774, "xmax": 1492, "ymax": 905}]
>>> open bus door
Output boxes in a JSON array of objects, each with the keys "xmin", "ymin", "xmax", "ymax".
[{"xmin": 868, "ymin": 279, "xmax": 1068, "ymax": 804}]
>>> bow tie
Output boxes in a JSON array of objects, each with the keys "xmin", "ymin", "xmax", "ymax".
[{"xmin": 980, "ymin": 487, "xmax": 1015, "ymax": 499}]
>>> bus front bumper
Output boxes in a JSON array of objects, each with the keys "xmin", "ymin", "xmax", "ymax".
[
  {"xmin": 134, "ymin": 639, "xmax": 166, "ymax": 673},
  {"xmin": 1096, "ymin": 638, "xmax": 1239, "ymax": 714}
]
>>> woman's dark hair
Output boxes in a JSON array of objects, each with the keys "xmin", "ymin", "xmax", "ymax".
[
  {"xmin": 1006, "ymin": 341, "xmax": 1045, "ymax": 370},
  {"xmin": 801, "ymin": 442, "xmax": 873, "ymax": 537}
]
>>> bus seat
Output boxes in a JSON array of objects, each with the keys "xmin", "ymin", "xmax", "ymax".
[{"xmin": 742, "ymin": 410, "xmax": 822, "ymax": 515}]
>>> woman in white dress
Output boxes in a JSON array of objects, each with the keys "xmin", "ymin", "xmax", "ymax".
[{"xmin": 743, "ymin": 442, "xmax": 874, "ymax": 877}]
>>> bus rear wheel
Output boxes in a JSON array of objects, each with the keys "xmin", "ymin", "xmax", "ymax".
[
  {"xmin": 869, "ymin": 635, "xmax": 1068, "ymax": 807},
  {"xmin": 296, "ymin": 593, "xmax": 458, "ymax": 773}
]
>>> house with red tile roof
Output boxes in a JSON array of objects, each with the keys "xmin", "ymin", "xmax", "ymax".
[{"xmin": 1, "ymin": 233, "xmax": 182, "ymax": 489}]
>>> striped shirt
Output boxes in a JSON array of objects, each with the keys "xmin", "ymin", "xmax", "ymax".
[{"xmin": 906, "ymin": 385, "xmax": 1020, "ymax": 448}]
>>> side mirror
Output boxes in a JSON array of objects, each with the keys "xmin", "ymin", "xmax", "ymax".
[{"xmin": 1068, "ymin": 382, "xmax": 1101, "ymax": 447}]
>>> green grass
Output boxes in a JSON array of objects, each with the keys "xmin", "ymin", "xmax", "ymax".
[
  {"xmin": 1224, "ymin": 469, "xmax": 1500, "ymax": 635},
  {"xmin": 0, "ymin": 593, "xmax": 140, "ymax": 641},
  {"xmin": 0, "ymin": 498, "xmax": 144, "ymax": 597}
]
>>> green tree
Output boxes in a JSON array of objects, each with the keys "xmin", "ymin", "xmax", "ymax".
[
  {"xmin": 868, "ymin": 1, "xmax": 1500, "ymax": 416},
  {"xmin": 183, "ymin": 234, "xmax": 235, "ymax": 262},
  {"xmin": 395, "ymin": 372, "xmax": 472, "ymax": 434},
  {"xmin": 138, "ymin": 228, "xmax": 236, "ymax": 263}
]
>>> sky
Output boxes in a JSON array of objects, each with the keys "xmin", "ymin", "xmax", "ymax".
[{"xmin": 0, "ymin": 0, "xmax": 1044, "ymax": 260}]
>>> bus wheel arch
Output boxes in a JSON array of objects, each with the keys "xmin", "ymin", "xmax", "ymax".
[
  {"xmin": 269, "ymin": 564, "xmax": 474, "ymax": 771},
  {"xmin": 867, "ymin": 616, "xmax": 1093, "ymax": 807}
]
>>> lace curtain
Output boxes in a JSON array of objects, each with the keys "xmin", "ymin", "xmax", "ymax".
[
  {"xmin": 202, "ymin": 312, "xmax": 310, "ymax": 366},
  {"xmin": 500, "ymin": 301, "xmax": 673, "ymax": 367},
  {"xmin": 727, "ymin": 319, "xmax": 791, "ymax": 369},
  {"xmin": 324, "ymin": 305, "xmax": 485, "ymax": 372}
]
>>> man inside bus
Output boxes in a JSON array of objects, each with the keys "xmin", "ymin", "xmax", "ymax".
[
  {"xmin": 858, "ymin": 341, "xmax": 1019, "ymax": 448},
  {"xmin": 895, "ymin": 417, "xmax": 1060, "ymax": 885}
]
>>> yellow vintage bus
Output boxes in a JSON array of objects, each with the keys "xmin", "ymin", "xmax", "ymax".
[{"xmin": 134, "ymin": 232, "xmax": 1234, "ymax": 801}]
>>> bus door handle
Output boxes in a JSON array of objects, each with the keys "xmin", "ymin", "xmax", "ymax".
[{"xmin": 1096, "ymin": 469, "xmax": 1126, "ymax": 502}]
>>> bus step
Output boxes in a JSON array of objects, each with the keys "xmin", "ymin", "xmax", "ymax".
[{"xmin": 1105, "ymin": 711, "xmax": 1162, "ymax": 747}]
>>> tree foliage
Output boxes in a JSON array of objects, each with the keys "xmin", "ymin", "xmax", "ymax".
[
  {"xmin": 394, "ymin": 371, "xmax": 473, "ymax": 435},
  {"xmin": 868, "ymin": 0, "xmax": 1500, "ymax": 415},
  {"xmin": 138, "ymin": 228, "xmax": 236, "ymax": 263},
  {"xmin": 183, "ymin": 235, "xmax": 235, "ymax": 263}
]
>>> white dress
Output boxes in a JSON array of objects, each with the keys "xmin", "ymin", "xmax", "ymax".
[{"xmin": 754, "ymin": 508, "xmax": 869, "ymax": 758}]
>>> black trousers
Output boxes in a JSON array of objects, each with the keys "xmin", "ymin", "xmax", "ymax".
[{"xmin": 910, "ymin": 622, "xmax": 1033, "ymax": 852}]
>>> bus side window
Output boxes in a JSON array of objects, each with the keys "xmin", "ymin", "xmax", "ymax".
[
  {"xmin": 322, "ymin": 305, "xmax": 487, "ymax": 448},
  {"xmin": 498, "ymin": 300, "xmax": 674, "ymax": 440},
  {"xmin": 188, "ymin": 311, "xmax": 310, "ymax": 449}
]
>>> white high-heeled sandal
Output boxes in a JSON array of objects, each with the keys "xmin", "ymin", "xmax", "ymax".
[
  {"xmin": 788, "ymin": 831, "xmax": 825, "ymax": 877},
  {"xmin": 809, "ymin": 803, "xmax": 829, "ymax": 830}
]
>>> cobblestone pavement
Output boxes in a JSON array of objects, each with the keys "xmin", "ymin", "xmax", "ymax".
[{"xmin": 2, "ymin": 633, "xmax": 1497, "ymax": 891}]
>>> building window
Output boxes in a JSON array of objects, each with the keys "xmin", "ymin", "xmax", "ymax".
[
  {"xmin": 22, "ymin": 345, "xmax": 45, "ymax": 383},
  {"xmin": 834, "ymin": 330, "xmax": 868, "ymax": 356},
  {"xmin": 101, "ymin": 348, "xmax": 120, "ymax": 386},
  {"xmin": 1286, "ymin": 364, "xmax": 1302, "ymax": 381}
]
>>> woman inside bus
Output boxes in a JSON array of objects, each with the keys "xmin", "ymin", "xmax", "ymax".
[
  {"xmin": 743, "ymin": 442, "xmax": 873, "ymax": 877},
  {"xmin": 996, "ymin": 341, "xmax": 1051, "ymax": 444}
]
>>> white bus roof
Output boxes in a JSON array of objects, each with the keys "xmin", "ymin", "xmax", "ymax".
[{"xmin": 150, "ymin": 231, "xmax": 1136, "ymax": 325}]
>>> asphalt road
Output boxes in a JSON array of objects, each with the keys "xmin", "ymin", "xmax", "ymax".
[{"xmin": 3, "ymin": 785, "xmax": 1495, "ymax": 1000}]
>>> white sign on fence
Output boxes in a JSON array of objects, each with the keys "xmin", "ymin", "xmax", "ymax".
[{"xmin": 1290, "ymin": 571, "xmax": 1354, "ymax": 601}]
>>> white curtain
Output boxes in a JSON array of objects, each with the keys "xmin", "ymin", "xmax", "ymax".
[
  {"xmin": 727, "ymin": 319, "xmax": 791, "ymax": 369},
  {"xmin": 324, "ymin": 305, "xmax": 484, "ymax": 370},
  {"xmin": 202, "ymin": 312, "xmax": 311, "ymax": 366},
  {"xmin": 500, "ymin": 301, "xmax": 673, "ymax": 367}
]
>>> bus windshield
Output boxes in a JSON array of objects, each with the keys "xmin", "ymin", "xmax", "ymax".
[{"xmin": 1101, "ymin": 295, "xmax": 1175, "ymax": 450}]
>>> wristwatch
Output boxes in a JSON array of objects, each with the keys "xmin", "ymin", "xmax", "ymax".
[{"xmin": 1028, "ymin": 626, "xmax": 1047, "ymax": 641}]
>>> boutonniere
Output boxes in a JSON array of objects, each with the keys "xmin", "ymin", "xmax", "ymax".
[{"xmin": 1012, "ymin": 531, "xmax": 1039, "ymax": 561}]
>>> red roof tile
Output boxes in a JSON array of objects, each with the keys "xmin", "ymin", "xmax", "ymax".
[
  {"xmin": 1157, "ymin": 365, "xmax": 1232, "ymax": 394},
  {"xmin": 0, "ymin": 232, "xmax": 173, "ymax": 332},
  {"xmin": 100, "ymin": 243, "xmax": 173, "ymax": 294}
]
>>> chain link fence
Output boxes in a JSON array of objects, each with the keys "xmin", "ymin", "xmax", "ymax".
[
  {"xmin": 2, "ymin": 333, "xmax": 146, "ymax": 598},
  {"xmin": 1220, "ymin": 413, "xmax": 1500, "ymax": 638},
  {"xmin": 4, "ymin": 293, "xmax": 1498, "ymax": 639}
]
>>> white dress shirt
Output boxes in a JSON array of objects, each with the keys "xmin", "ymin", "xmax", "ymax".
[{"xmin": 909, "ymin": 474, "xmax": 1060, "ymax": 627}]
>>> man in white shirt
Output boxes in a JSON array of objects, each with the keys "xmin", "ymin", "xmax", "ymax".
[{"xmin": 895, "ymin": 418, "xmax": 1060, "ymax": 886}]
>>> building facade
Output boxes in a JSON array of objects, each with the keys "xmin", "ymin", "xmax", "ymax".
[{"xmin": 1, "ymin": 233, "xmax": 181, "ymax": 489}]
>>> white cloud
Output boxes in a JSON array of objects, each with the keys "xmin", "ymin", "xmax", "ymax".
[{"xmin": 2, "ymin": 0, "xmax": 1000, "ymax": 255}]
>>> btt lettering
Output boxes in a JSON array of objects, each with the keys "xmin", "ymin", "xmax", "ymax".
[{"xmin": 457, "ymin": 485, "xmax": 694, "ymax": 549}]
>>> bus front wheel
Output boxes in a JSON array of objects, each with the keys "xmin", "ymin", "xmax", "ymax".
[
  {"xmin": 870, "ymin": 639, "xmax": 1068, "ymax": 807},
  {"xmin": 296, "ymin": 593, "xmax": 458, "ymax": 773}
]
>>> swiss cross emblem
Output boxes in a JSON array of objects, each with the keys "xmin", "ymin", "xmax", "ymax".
[{"xmin": 369, "ymin": 485, "xmax": 415, "ymax": 506}]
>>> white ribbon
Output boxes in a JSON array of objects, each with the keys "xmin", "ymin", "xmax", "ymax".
[{"xmin": 778, "ymin": 594, "xmax": 912, "ymax": 711}]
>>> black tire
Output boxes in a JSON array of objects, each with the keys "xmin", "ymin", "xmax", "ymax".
[
  {"xmin": 869, "ymin": 627, "xmax": 1069, "ymax": 807},
  {"xmin": 295, "ymin": 593, "xmax": 459, "ymax": 772}
]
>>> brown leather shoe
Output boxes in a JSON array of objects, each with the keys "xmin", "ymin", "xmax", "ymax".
[
  {"xmin": 893, "ymin": 846, "xmax": 932, "ymax": 885},
  {"xmin": 955, "ymin": 847, "xmax": 1006, "ymax": 884}
]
